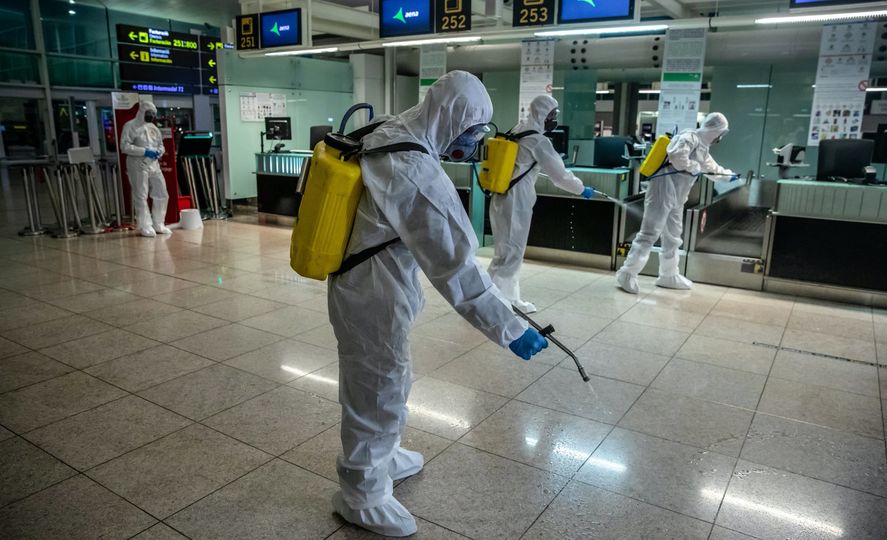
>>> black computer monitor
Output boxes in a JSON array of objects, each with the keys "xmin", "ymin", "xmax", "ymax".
[
  {"xmin": 593, "ymin": 136, "xmax": 630, "ymax": 168},
  {"xmin": 545, "ymin": 126, "xmax": 569, "ymax": 155},
  {"xmin": 265, "ymin": 117, "xmax": 292, "ymax": 140},
  {"xmin": 817, "ymin": 139, "xmax": 874, "ymax": 180}
]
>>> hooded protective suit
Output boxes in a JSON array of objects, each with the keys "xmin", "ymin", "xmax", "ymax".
[
  {"xmin": 487, "ymin": 95, "xmax": 586, "ymax": 312},
  {"xmin": 328, "ymin": 71, "xmax": 528, "ymax": 537},
  {"xmin": 616, "ymin": 112, "xmax": 732, "ymax": 292},
  {"xmin": 120, "ymin": 101, "xmax": 169, "ymax": 237}
]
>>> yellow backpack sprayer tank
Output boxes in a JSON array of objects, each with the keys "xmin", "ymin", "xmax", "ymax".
[
  {"xmin": 478, "ymin": 129, "xmax": 538, "ymax": 194},
  {"xmin": 289, "ymin": 104, "xmax": 428, "ymax": 281},
  {"xmin": 638, "ymin": 134, "xmax": 671, "ymax": 177}
]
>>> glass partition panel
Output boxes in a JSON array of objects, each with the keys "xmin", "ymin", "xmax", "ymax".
[
  {"xmin": 0, "ymin": 0, "xmax": 35, "ymax": 49},
  {"xmin": 0, "ymin": 97, "xmax": 47, "ymax": 157},
  {"xmin": 0, "ymin": 51, "xmax": 40, "ymax": 84},
  {"xmin": 756, "ymin": 63, "xmax": 816, "ymax": 179},
  {"xmin": 41, "ymin": 0, "xmax": 110, "ymax": 57},
  {"xmin": 708, "ymin": 64, "xmax": 771, "ymax": 179},
  {"xmin": 47, "ymin": 56, "xmax": 114, "ymax": 87}
]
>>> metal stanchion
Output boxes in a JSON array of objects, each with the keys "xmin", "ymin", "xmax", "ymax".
[
  {"xmin": 208, "ymin": 155, "xmax": 226, "ymax": 219},
  {"xmin": 111, "ymin": 162, "xmax": 127, "ymax": 229},
  {"xmin": 18, "ymin": 167, "xmax": 47, "ymax": 236},
  {"xmin": 53, "ymin": 166, "xmax": 77, "ymax": 239},
  {"xmin": 77, "ymin": 163, "xmax": 103, "ymax": 235},
  {"xmin": 62, "ymin": 165, "xmax": 84, "ymax": 230},
  {"xmin": 43, "ymin": 166, "xmax": 64, "ymax": 231}
]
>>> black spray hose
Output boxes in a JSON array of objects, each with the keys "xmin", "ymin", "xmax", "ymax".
[
  {"xmin": 513, "ymin": 307, "xmax": 590, "ymax": 382},
  {"xmin": 645, "ymin": 169, "xmax": 737, "ymax": 181}
]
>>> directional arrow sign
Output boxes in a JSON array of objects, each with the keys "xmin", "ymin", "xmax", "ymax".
[
  {"xmin": 208, "ymin": 75, "xmax": 216, "ymax": 84},
  {"xmin": 208, "ymin": 59, "xmax": 216, "ymax": 68},
  {"xmin": 130, "ymin": 51, "xmax": 138, "ymax": 60},
  {"xmin": 208, "ymin": 42, "xmax": 215, "ymax": 50},
  {"xmin": 129, "ymin": 31, "xmax": 137, "ymax": 41}
]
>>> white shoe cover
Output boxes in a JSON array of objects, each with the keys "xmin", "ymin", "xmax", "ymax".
[
  {"xmin": 390, "ymin": 448, "xmax": 424, "ymax": 481},
  {"xmin": 332, "ymin": 492, "xmax": 418, "ymax": 537},
  {"xmin": 139, "ymin": 227, "xmax": 156, "ymax": 238},
  {"xmin": 615, "ymin": 269, "xmax": 639, "ymax": 294},
  {"xmin": 656, "ymin": 274, "xmax": 693, "ymax": 290},
  {"xmin": 153, "ymin": 224, "xmax": 172, "ymax": 235},
  {"xmin": 513, "ymin": 300, "xmax": 538, "ymax": 314}
]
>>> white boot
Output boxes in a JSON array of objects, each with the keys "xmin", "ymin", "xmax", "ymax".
[
  {"xmin": 615, "ymin": 268, "xmax": 639, "ymax": 294},
  {"xmin": 513, "ymin": 299, "xmax": 538, "ymax": 314},
  {"xmin": 656, "ymin": 274, "xmax": 693, "ymax": 290},
  {"xmin": 139, "ymin": 227, "xmax": 156, "ymax": 238},
  {"xmin": 153, "ymin": 223, "xmax": 172, "ymax": 235},
  {"xmin": 332, "ymin": 492, "xmax": 418, "ymax": 537},
  {"xmin": 389, "ymin": 448, "xmax": 424, "ymax": 481}
]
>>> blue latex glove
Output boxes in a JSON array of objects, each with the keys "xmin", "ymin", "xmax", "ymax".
[
  {"xmin": 509, "ymin": 328, "xmax": 549, "ymax": 360},
  {"xmin": 581, "ymin": 186, "xmax": 595, "ymax": 199},
  {"xmin": 730, "ymin": 174, "xmax": 740, "ymax": 182},
  {"xmin": 144, "ymin": 149, "xmax": 160, "ymax": 159}
]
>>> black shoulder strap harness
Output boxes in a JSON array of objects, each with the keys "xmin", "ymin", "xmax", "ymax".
[{"xmin": 330, "ymin": 133, "xmax": 429, "ymax": 278}]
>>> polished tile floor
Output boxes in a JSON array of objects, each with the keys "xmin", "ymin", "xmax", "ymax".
[{"xmin": 1, "ymin": 178, "xmax": 886, "ymax": 539}]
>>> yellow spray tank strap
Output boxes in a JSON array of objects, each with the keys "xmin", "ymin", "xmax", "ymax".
[
  {"xmin": 478, "ymin": 129, "xmax": 539, "ymax": 194},
  {"xmin": 639, "ymin": 134, "xmax": 671, "ymax": 177}
]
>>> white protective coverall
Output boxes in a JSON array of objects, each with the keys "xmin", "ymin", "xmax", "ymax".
[
  {"xmin": 328, "ymin": 71, "xmax": 527, "ymax": 537},
  {"xmin": 616, "ymin": 112, "xmax": 732, "ymax": 292},
  {"xmin": 120, "ymin": 101, "xmax": 169, "ymax": 237},
  {"xmin": 487, "ymin": 95, "xmax": 586, "ymax": 312}
]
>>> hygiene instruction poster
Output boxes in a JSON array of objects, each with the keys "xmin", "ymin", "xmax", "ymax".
[
  {"xmin": 807, "ymin": 22, "xmax": 876, "ymax": 146},
  {"xmin": 419, "ymin": 44, "xmax": 447, "ymax": 102},
  {"xmin": 657, "ymin": 28, "xmax": 706, "ymax": 136},
  {"xmin": 518, "ymin": 39, "xmax": 555, "ymax": 123},
  {"xmin": 239, "ymin": 92, "xmax": 287, "ymax": 122}
]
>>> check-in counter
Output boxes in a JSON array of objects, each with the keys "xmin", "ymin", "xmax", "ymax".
[
  {"xmin": 488, "ymin": 167, "xmax": 631, "ymax": 269},
  {"xmin": 765, "ymin": 180, "xmax": 887, "ymax": 295},
  {"xmin": 254, "ymin": 151, "xmax": 311, "ymax": 225},
  {"xmin": 683, "ymin": 176, "xmax": 770, "ymax": 289}
]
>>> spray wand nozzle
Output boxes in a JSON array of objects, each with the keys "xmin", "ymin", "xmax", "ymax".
[{"xmin": 513, "ymin": 307, "xmax": 590, "ymax": 382}]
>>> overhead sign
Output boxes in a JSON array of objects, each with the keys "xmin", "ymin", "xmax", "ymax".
[
  {"xmin": 199, "ymin": 35, "xmax": 225, "ymax": 53},
  {"xmin": 260, "ymin": 9, "xmax": 302, "ymax": 48},
  {"xmin": 558, "ymin": 0, "xmax": 636, "ymax": 24},
  {"xmin": 236, "ymin": 14, "xmax": 260, "ymax": 50},
  {"xmin": 435, "ymin": 0, "xmax": 471, "ymax": 33},
  {"xmin": 791, "ymin": 0, "xmax": 883, "ymax": 7},
  {"xmin": 120, "ymin": 62, "xmax": 201, "ymax": 86},
  {"xmin": 380, "ymin": 0, "xmax": 434, "ymax": 38},
  {"xmin": 122, "ymin": 82, "xmax": 196, "ymax": 95},
  {"xmin": 513, "ymin": 0, "xmax": 555, "ymax": 27},
  {"xmin": 116, "ymin": 24, "xmax": 198, "ymax": 51},
  {"xmin": 117, "ymin": 43, "xmax": 200, "ymax": 68}
]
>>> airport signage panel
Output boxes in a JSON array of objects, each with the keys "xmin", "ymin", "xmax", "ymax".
[
  {"xmin": 380, "ymin": 0, "xmax": 435, "ymax": 38},
  {"xmin": 260, "ymin": 9, "xmax": 303, "ymax": 48},
  {"xmin": 513, "ymin": 0, "xmax": 556, "ymax": 27},
  {"xmin": 236, "ymin": 14, "xmax": 260, "ymax": 50},
  {"xmin": 558, "ymin": 0, "xmax": 636, "ymax": 24},
  {"xmin": 117, "ymin": 43, "xmax": 200, "ymax": 68},
  {"xmin": 116, "ymin": 24, "xmax": 198, "ymax": 51},
  {"xmin": 435, "ymin": 0, "xmax": 471, "ymax": 33}
]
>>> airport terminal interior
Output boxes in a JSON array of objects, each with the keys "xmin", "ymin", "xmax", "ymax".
[{"xmin": 2, "ymin": 0, "xmax": 887, "ymax": 538}]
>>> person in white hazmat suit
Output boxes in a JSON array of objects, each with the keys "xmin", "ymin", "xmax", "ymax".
[
  {"xmin": 328, "ymin": 71, "xmax": 548, "ymax": 537},
  {"xmin": 487, "ymin": 95, "xmax": 595, "ymax": 314},
  {"xmin": 120, "ymin": 101, "xmax": 171, "ymax": 237},
  {"xmin": 615, "ymin": 112, "xmax": 734, "ymax": 294}
]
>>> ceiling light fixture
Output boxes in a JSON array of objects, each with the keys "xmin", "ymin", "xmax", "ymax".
[
  {"xmin": 265, "ymin": 47, "xmax": 339, "ymax": 56},
  {"xmin": 638, "ymin": 89, "xmax": 661, "ymax": 94},
  {"xmin": 535, "ymin": 23, "xmax": 668, "ymax": 38},
  {"xmin": 756, "ymin": 10, "xmax": 887, "ymax": 25},
  {"xmin": 736, "ymin": 84, "xmax": 772, "ymax": 89},
  {"xmin": 382, "ymin": 35, "xmax": 482, "ymax": 47},
  {"xmin": 866, "ymin": 86, "xmax": 887, "ymax": 92}
]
